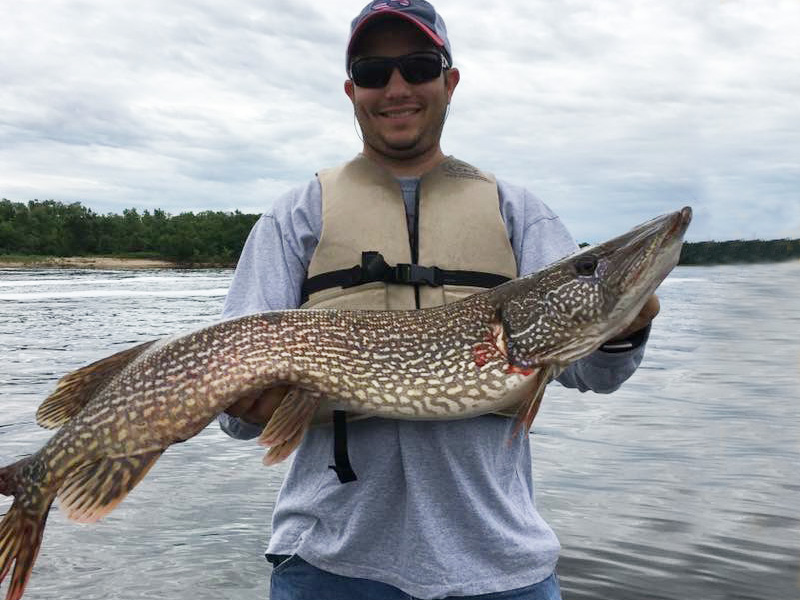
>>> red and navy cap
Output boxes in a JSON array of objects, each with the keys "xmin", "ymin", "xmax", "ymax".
[{"xmin": 347, "ymin": 0, "xmax": 452, "ymax": 70}]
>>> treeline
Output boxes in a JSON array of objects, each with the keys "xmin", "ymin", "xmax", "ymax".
[
  {"xmin": 2, "ymin": 199, "xmax": 799, "ymax": 266},
  {"xmin": 0, "ymin": 199, "xmax": 259, "ymax": 264},
  {"xmin": 679, "ymin": 238, "xmax": 800, "ymax": 265}
]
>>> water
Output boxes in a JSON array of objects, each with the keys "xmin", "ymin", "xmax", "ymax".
[{"xmin": 1, "ymin": 264, "xmax": 798, "ymax": 599}]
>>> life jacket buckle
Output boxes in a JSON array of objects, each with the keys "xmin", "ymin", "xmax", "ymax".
[{"xmin": 393, "ymin": 263, "xmax": 443, "ymax": 286}]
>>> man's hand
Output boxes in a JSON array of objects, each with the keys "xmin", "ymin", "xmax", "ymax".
[
  {"xmin": 225, "ymin": 385, "xmax": 290, "ymax": 426},
  {"xmin": 610, "ymin": 294, "xmax": 660, "ymax": 341}
]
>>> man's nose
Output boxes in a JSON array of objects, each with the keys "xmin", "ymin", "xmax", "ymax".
[{"xmin": 384, "ymin": 67, "xmax": 412, "ymax": 95}]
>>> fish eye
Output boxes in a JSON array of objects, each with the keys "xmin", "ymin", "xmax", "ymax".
[{"xmin": 574, "ymin": 255, "xmax": 598, "ymax": 276}]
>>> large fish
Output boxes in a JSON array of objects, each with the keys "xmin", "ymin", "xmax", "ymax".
[{"xmin": 0, "ymin": 207, "xmax": 691, "ymax": 599}]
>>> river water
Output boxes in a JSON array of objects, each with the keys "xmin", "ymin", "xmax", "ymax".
[{"xmin": 0, "ymin": 264, "xmax": 798, "ymax": 600}]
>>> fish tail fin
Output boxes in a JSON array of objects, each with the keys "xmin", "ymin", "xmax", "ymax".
[{"xmin": 1, "ymin": 460, "xmax": 53, "ymax": 600}]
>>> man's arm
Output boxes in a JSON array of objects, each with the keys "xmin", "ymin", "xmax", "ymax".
[{"xmin": 218, "ymin": 180, "xmax": 322, "ymax": 439}]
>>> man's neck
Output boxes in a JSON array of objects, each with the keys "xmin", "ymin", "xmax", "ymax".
[{"xmin": 362, "ymin": 145, "xmax": 447, "ymax": 177}]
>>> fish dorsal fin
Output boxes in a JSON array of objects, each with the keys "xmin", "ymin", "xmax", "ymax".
[
  {"xmin": 36, "ymin": 340, "xmax": 158, "ymax": 429},
  {"xmin": 258, "ymin": 389, "xmax": 322, "ymax": 465},
  {"xmin": 57, "ymin": 450, "xmax": 163, "ymax": 523}
]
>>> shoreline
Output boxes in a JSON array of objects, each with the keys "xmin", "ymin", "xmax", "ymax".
[
  {"xmin": 2, "ymin": 254, "xmax": 797, "ymax": 270},
  {"xmin": 0, "ymin": 256, "xmax": 221, "ymax": 270}
]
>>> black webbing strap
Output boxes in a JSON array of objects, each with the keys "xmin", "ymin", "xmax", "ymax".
[
  {"xmin": 599, "ymin": 323, "xmax": 651, "ymax": 353},
  {"xmin": 301, "ymin": 251, "xmax": 511, "ymax": 303},
  {"xmin": 328, "ymin": 410, "xmax": 357, "ymax": 483}
]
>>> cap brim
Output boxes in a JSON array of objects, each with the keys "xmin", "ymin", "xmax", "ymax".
[{"xmin": 347, "ymin": 10, "xmax": 446, "ymax": 63}]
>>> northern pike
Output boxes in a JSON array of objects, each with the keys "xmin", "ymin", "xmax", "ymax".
[{"xmin": 0, "ymin": 206, "xmax": 691, "ymax": 599}]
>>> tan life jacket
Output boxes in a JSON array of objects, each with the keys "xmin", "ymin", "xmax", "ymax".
[
  {"xmin": 301, "ymin": 154, "xmax": 518, "ymax": 310},
  {"xmin": 299, "ymin": 154, "xmax": 519, "ymax": 483}
]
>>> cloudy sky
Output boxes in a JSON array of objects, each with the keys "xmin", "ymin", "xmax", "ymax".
[{"xmin": 1, "ymin": 0, "xmax": 798, "ymax": 242}]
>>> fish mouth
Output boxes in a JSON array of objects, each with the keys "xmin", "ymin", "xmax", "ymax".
[
  {"xmin": 641, "ymin": 206, "xmax": 692, "ymax": 282},
  {"xmin": 606, "ymin": 206, "xmax": 692, "ymax": 336},
  {"xmin": 663, "ymin": 205, "xmax": 692, "ymax": 241}
]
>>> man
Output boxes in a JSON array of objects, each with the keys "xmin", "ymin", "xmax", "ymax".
[{"xmin": 219, "ymin": 2, "xmax": 658, "ymax": 599}]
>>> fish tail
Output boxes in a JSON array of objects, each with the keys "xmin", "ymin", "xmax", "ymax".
[{"xmin": 0, "ymin": 459, "xmax": 53, "ymax": 600}]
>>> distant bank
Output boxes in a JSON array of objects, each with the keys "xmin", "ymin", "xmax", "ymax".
[
  {"xmin": 2, "ymin": 199, "xmax": 799, "ymax": 268},
  {"xmin": 0, "ymin": 199, "xmax": 258, "ymax": 267},
  {"xmin": 0, "ymin": 255, "xmax": 183, "ymax": 269},
  {"xmin": 4, "ymin": 242, "xmax": 799, "ymax": 271}
]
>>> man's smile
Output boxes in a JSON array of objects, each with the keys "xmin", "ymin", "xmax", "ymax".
[{"xmin": 378, "ymin": 106, "xmax": 422, "ymax": 119}]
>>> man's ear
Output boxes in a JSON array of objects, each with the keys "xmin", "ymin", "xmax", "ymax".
[
  {"xmin": 445, "ymin": 67, "xmax": 460, "ymax": 104},
  {"xmin": 344, "ymin": 79, "xmax": 355, "ymax": 104}
]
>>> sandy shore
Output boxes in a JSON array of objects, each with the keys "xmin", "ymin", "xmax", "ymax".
[{"xmin": 0, "ymin": 256, "xmax": 179, "ymax": 269}]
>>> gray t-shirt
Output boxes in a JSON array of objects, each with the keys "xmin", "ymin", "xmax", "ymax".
[{"xmin": 218, "ymin": 173, "xmax": 646, "ymax": 598}]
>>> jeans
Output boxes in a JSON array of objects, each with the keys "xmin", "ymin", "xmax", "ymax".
[{"xmin": 268, "ymin": 555, "xmax": 562, "ymax": 600}]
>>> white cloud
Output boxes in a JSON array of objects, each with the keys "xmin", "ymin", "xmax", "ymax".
[{"xmin": 1, "ymin": 0, "xmax": 798, "ymax": 242}]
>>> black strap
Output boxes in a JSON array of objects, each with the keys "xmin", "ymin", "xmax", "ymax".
[
  {"xmin": 328, "ymin": 410, "xmax": 357, "ymax": 483},
  {"xmin": 302, "ymin": 251, "xmax": 511, "ymax": 303},
  {"xmin": 599, "ymin": 323, "xmax": 651, "ymax": 353}
]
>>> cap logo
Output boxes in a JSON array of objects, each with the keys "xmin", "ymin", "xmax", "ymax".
[{"xmin": 370, "ymin": 0, "xmax": 412, "ymax": 10}]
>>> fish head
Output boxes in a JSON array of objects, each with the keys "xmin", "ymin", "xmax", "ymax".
[{"xmin": 496, "ymin": 206, "xmax": 692, "ymax": 369}]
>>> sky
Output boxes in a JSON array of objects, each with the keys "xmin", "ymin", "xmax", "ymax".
[{"xmin": 1, "ymin": 0, "xmax": 798, "ymax": 243}]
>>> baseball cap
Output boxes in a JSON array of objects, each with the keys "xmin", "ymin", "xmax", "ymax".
[{"xmin": 346, "ymin": 0, "xmax": 452, "ymax": 70}]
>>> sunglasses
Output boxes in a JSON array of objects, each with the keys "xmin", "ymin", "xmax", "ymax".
[{"xmin": 349, "ymin": 51, "xmax": 448, "ymax": 88}]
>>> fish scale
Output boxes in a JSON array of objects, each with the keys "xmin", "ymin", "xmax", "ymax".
[{"xmin": 0, "ymin": 207, "xmax": 691, "ymax": 600}]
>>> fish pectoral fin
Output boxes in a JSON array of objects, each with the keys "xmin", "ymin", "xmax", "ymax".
[
  {"xmin": 56, "ymin": 450, "xmax": 164, "ymax": 523},
  {"xmin": 510, "ymin": 364, "xmax": 559, "ymax": 439},
  {"xmin": 258, "ymin": 389, "xmax": 322, "ymax": 466},
  {"xmin": 37, "ymin": 339, "xmax": 158, "ymax": 429}
]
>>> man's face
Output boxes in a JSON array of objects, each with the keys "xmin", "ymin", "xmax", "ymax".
[{"xmin": 345, "ymin": 20, "xmax": 459, "ymax": 162}]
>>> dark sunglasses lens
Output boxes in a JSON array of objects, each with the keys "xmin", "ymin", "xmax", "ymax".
[
  {"xmin": 398, "ymin": 55, "xmax": 442, "ymax": 84},
  {"xmin": 351, "ymin": 59, "xmax": 393, "ymax": 88},
  {"xmin": 351, "ymin": 54, "xmax": 443, "ymax": 88}
]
